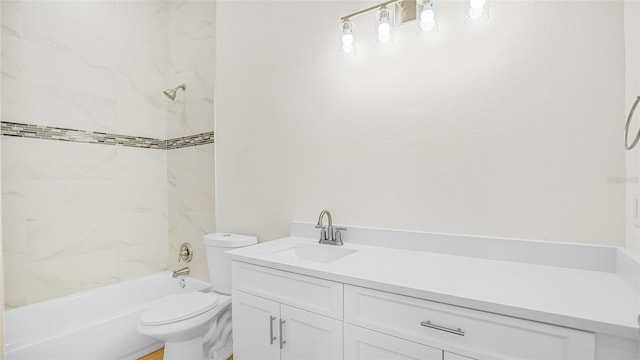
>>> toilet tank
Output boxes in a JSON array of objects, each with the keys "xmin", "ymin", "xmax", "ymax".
[{"xmin": 203, "ymin": 233, "xmax": 257, "ymax": 294}]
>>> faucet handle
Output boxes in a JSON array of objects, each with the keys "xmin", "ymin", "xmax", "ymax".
[
  {"xmin": 333, "ymin": 227, "xmax": 347, "ymax": 245},
  {"xmin": 315, "ymin": 225, "xmax": 328, "ymax": 242}
]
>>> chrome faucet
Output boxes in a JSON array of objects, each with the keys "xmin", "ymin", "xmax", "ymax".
[
  {"xmin": 316, "ymin": 210, "xmax": 346, "ymax": 246},
  {"xmin": 172, "ymin": 266, "xmax": 190, "ymax": 278}
]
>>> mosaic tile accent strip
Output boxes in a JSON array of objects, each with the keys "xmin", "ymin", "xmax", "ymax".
[
  {"xmin": 0, "ymin": 122, "xmax": 214, "ymax": 150},
  {"xmin": 166, "ymin": 132, "xmax": 214, "ymax": 149}
]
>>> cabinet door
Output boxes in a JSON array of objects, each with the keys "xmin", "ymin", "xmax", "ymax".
[
  {"xmin": 232, "ymin": 290, "xmax": 281, "ymax": 360},
  {"xmin": 280, "ymin": 304, "xmax": 343, "ymax": 360},
  {"xmin": 445, "ymin": 351, "xmax": 476, "ymax": 360},
  {"xmin": 344, "ymin": 323, "xmax": 442, "ymax": 360}
]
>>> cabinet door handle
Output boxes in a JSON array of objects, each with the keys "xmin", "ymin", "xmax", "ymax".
[
  {"xmin": 269, "ymin": 315, "xmax": 276, "ymax": 345},
  {"xmin": 279, "ymin": 319, "xmax": 287, "ymax": 349},
  {"xmin": 420, "ymin": 320, "xmax": 465, "ymax": 336}
]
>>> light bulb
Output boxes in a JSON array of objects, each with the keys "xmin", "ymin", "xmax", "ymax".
[
  {"xmin": 342, "ymin": 33, "xmax": 354, "ymax": 46},
  {"xmin": 419, "ymin": 9, "xmax": 436, "ymax": 32},
  {"xmin": 467, "ymin": 0, "xmax": 488, "ymax": 21},
  {"xmin": 470, "ymin": 0, "xmax": 486, "ymax": 9},
  {"xmin": 417, "ymin": 1, "xmax": 438, "ymax": 33},
  {"xmin": 375, "ymin": 7, "xmax": 393, "ymax": 44},
  {"xmin": 468, "ymin": 7, "xmax": 483, "ymax": 19},
  {"xmin": 378, "ymin": 22, "xmax": 391, "ymax": 43},
  {"xmin": 340, "ymin": 20, "xmax": 355, "ymax": 54},
  {"xmin": 420, "ymin": 9, "xmax": 435, "ymax": 22}
]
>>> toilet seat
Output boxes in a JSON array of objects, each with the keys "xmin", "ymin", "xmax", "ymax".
[{"xmin": 141, "ymin": 292, "xmax": 219, "ymax": 326}]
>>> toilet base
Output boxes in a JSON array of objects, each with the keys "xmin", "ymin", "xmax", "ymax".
[{"xmin": 163, "ymin": 336, "xmax": 204, "ymax": 360}]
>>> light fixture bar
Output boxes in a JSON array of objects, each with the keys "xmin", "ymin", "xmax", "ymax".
[{"xmin": 341, "ymin": 0, "xmax": 400, "ymax": 22}]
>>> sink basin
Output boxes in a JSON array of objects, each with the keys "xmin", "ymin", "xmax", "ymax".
[{"xmin": 270, "ymin": 243, "xmax": 358, "ymax": 264}]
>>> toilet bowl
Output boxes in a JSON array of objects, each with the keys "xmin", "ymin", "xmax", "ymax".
[
  {"xmin": 138, "ymin": 292, "xmax": 231, "ymax": 360},
  {"xmin": 137, "ymin": 233, "xmax": 257, "ymax": 360}
]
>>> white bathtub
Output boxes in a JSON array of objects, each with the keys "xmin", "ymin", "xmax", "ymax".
[{"xmin": 4, "ymin": 272, "xmax": 211, "ymax": 360}]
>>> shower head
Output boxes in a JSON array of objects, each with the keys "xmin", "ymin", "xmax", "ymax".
[{"xmin": 163, "ymin": 83, "xmax": 187, "ymax": 101}]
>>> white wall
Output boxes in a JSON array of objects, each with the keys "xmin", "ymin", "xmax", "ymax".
[
  {"xmin": 216, "ymin": 1, "xmax": 626, "ymax": 245},
  {"xmin": 625, "ymin": 0, "xmax": 640, "ymax": 255}
]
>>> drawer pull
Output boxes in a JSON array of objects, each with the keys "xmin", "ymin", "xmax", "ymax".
[
  {"xmin": 269, "ymin": 315, "xmax": 276, "ymax": 345},
  {"xmin": 279, "ymin": 319, "xmax": 287, "ymax": 349},
  {"xmin": 420, "ymin": 320, "xmax": 465, "ymax": 336}
]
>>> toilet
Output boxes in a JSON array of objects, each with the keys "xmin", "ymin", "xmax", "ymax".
[{"xmin": 137, "ymin": 233, "xmax": 257, "ymax": 360}]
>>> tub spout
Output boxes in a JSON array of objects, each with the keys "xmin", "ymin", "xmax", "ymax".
[{"xmin": 172, "ymin": 266, "xmax": 190, "ymax": 278}]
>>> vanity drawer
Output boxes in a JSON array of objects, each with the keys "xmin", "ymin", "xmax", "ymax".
[
  {"xmin": 344, "ymin": 285, "xmax": 595, "ymax": 360},
  {"xmin": 232, "ymin": 261, "xmax": 343, "ymax": 320}
]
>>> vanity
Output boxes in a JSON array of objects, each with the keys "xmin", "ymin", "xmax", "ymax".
[{"xmin": 227, "ymin": 222, "xmax": 640, "ymax": 360}]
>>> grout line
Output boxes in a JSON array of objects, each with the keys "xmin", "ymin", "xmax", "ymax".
[{"xmin": 0, "ymin": 121, "xmax": 214, "ymax": 150}]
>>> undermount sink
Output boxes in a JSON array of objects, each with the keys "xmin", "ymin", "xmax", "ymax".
[{"xmin": 270, "ymin": 243, "xmax": 358, "ymax": 264}]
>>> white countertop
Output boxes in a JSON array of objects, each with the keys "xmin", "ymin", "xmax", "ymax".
[{"xmin": 227, "ymin": 236, "xmax": 640, "ymax": 340}]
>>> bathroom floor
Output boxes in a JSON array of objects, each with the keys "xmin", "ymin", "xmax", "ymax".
[{"xmin": 138, "ymin": 348, "xmax": 233, "ymax": 360}]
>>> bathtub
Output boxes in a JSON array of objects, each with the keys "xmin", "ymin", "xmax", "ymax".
[{"xmin": 4, "ymin": 272, "xmax": 210, "ymax": 360}]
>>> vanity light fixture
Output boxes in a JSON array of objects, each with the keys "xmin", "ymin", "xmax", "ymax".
[{"xmin": 340, "ymin": 0, "xmax": 488, "ymax": 54}]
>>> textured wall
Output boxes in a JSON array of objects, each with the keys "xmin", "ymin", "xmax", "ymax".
[{"xmin": 216, "ymin": 1, "xmax": 626, "ymax": 245}]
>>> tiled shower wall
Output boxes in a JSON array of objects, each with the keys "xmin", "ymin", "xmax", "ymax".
[
  {"xmin": 1, "ymin": 1, "xmax": 215, "ymax": 308},
  {"xmin": 167, "ymin": 1, "xmax": 216, "ymax": 282}
]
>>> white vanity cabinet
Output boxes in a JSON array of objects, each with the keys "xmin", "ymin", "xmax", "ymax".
[
  {"xmin": 231, "ymin": 262, "xmax": 344, "ymax": 360},
  {"xmin": 344, "ymin": 323, "xmax": 443, "ymax": 359},
  {"xmin": 344, "ymin": 285, "xmax": 595, "ymax": 360},
  {"xmin": 232, "ymin": 260, "xmax": 598, "ymax": 360},
  {"xmin": 232, "ymin": 290, "xmax": 343, "ymax": 360}
]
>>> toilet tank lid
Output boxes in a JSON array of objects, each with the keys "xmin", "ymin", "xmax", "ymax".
[{"xmin": 203, "ymin": 233, "xmax": 257, "ymax": 247}]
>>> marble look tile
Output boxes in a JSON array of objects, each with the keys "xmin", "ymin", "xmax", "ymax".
[
  {"xmin": 1, "ymin": 77, "xmax": 25, "ymax": 124},
  {"xmin": 21, "ymin": 82, "xmax": 118, "ymax": 134},
  {"xmin": 22, "ymin": 1, "xmax": 117, "ymax": 72},
  {"xmin": 1, "ymin": 136, "xmax": 25, "ymax": 179},
  {"xmin": 117, "ymin": 178, "xmax": 168, "ymax": 214},
  {"xmin": 25, "ymin": 180, "xmax": 119, "ymax": 221},
  {"xmin": 19, "ymin": 37, "xmax": 117, "ymax": 100},
  {"xmin": 28, "ymin": 250, "xmax": 120, "ymax": 304},
  {"xmin": 2, "ymin": 179, "xmax": 26, "ymax": 224},
  {"xmin": 1, "ymin": 34, "xmax": 26, "ymax": 81},
  {"xmin": 116, "ymin": 146, "xmax": 167, "ymax": 182},
  {"xmin": 175, "ymin": 0, "xmax": 215, "ymax": 42},
  {"xmin": 167, "ymin": 144, "xmax": 215, "ymax": 182},
  {"xmin": 115, "ymin": 98, "xmax": 167, "ymax": 140},
  {"xmin": 2, "ymin": 221, "xmax": 27, "ymax": 253},
  {"xmin": 117, "ymin": 212, "xmax": 168, "ymax": 248},
  {"xmin": 172, "ymin": 179, "xmax": 215, "ymax": 214},
  {"xmin": 4, "ymin": 252, "xmax": 28, "ymax": 309},
  {"xmin": 119, "ymin": 240, "xmax": 168, "ymax": 281},
  {"xmin": 24, "ymin": 138, "xmax": 118, "ymax": 180},
  {"xmin": 25, "ymin": 1, "xmax": 116, "ymax": 38},
  {"xmin": 1, "ymin": 1, "xmax": 23, "ymax": 38},
  {"xmin": 27, "ymin": 214, "xmax": 119, "ymax": 262},
  {"xmin": 117, "ymin": 1, "xmax": 169, "ymax": 45}
]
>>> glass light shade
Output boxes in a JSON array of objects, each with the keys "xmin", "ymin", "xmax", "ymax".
[
  {"xmin": 340, "ymin": 21, "xmax": 356, "ymax": 54},
  {"xmin": 467, "ymin": 0, "xmax": 489, "ymax": 22},
  {"xmin": 417, "ymin": 0, "xmax": 438, "ymax": 33},
  {"xmin": 375, "ymin": 7, "xmax": 393, "ymax": 45}
]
